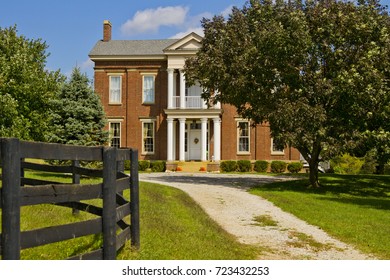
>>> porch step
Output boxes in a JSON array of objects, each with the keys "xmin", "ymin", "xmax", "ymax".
[{"xmin": 176, "ymin": 161, "xmax": 208, "ymax": 173}]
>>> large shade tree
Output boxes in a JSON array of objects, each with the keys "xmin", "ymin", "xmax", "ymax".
[
  {"xmin": 0, "ymin": 25, "xmax": 62, "ymax": 140},
  {"xmin": 185, "ymin": 0, "xmax": 390, "ymax": 187}
]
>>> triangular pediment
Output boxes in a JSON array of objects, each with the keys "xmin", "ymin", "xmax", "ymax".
[{"xmin": 164, "ymin": 32, "xmax": 203, "ymax": 53}]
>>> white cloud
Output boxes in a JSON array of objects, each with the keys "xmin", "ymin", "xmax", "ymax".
[
  {"xmin": 169, "ymin": 12, "xmax": 211, "ymax": 39},
  {"xmin": 80, "ymin": 58, "xmax": 94, "ymax": 71},
  {"xmin": 221, "ymin": 5, "xmax": 234, "ymax": 18},
  {"xmin": 120, "ymin": 4, "xmax": 236, "ymax": 39},
  {"xmin": 121, "ymin": 6, "xmax": 189, "ymax": 36},
  {"xmin": 170, "ymin": 27, "xmax": 204, "ymax": 39}
]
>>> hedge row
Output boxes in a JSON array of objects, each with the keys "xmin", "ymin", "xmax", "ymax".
[
  {"xmin": 220, "ymin": 160, "xmax": 303, "ymax": 173},
  {"xmin": 124, "ymin": 160, "xmax": 166, "ymax": 172}
]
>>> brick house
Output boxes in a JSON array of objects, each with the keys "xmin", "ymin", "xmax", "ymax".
[{"xmin": 89, "ymin": 20, "xmax": 300, "ymax": 163}]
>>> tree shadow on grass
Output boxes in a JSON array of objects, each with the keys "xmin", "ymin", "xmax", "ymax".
[
  {"xmin": 252, "ymin": 174, "xmax": 390, "ymax": 199},
  {"xmin": 317, "ymin": 196, "xmax": 390, "ymax": 211}
]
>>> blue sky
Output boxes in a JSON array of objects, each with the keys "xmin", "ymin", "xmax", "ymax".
[{"xmin": 1, "ymin": 0, "xmax": 389, "ymax": 80}]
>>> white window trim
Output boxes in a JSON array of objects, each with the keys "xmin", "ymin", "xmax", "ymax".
[
  {"xmin": 237, "ymin": 120, "xmax": 250, "ymax": 155},
  {"xmin": 271, "ymin": 138, "xmax": 285, "ymax": 155},
  {"xmin": 108, "ymin": 74, "xmax": 123, "ymax": 104},
  {"xmin": 108, "ymin": 121, "xmax": 122, "ymax": 148},
  {"xmin": 142, "ymin": 73, "xmax": 156, "ymax": 104},
  {"xmin": 141, "ymin": 120, "xmax": 155, "ymax": 155}
]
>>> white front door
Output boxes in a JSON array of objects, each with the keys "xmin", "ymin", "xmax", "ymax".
[{"xmin": 189, "ymin": 130, "xmax": 201, "ymax": 160}]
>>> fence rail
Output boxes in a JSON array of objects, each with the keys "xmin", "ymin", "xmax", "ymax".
[{"xmin": 0, "ymin": 138, "xmax": 139, "ymax": 260}]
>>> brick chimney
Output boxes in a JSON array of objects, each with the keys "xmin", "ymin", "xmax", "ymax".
[{"xmin": 103, "ymin": 20, "xmax": 112, "ymax": 42}]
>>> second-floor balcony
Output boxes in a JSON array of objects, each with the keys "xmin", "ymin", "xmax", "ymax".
[
  {"xmin": 170, "ymin": 96, "xmax": 221, "ymax": 110},
  {"xmin": 172, "ymin": 96, "xmax": 206, "ymax": 109}
]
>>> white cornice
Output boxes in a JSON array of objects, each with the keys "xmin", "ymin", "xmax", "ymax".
[{"xmin": 89, "ymin": 55, "xmax": 167, "ymax": 61}]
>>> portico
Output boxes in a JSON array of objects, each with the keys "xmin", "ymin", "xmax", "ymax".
[
  {"xmin": 164, "ymin": 32, "xmax": 221, "ymax": 162},
  {"xmin": 166, "ymin": 114, "xmax": 221, "ymax": 162}
]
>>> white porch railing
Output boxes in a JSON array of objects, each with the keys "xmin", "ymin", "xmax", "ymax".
[{"xmin": 172, "ymin": 96, "xmax": 206, "ymax": 109}]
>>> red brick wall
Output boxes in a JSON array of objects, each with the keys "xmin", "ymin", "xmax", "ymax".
[
  {"xmin": 93, "ymin": 60, "xmax": 301, "ymax": 162},
  {"xmin": 220, "ymin": 104, "xmax": 300, "ymax": 161},
  {"xmin": 94, "ymin": 60, "xmax": 168, "ymax": 160}
]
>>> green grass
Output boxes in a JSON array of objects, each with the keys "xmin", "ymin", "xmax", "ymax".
[
  {"xmin": 118, "ymin": 182, "xmax": 259, "ymax": 260},
  {"xmin": 252, "ymin": 215, "xmax": 278, "ymax": 227},
  {"xmin": 1, "ymin": 171, "xmax": 259, "ymax": 260},
  {"xmin": 249, "ymin": 174, "xmax": 390, "ymax": 259}
]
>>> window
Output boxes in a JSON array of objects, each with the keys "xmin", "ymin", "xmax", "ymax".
[
  {"xmin": 271, "ymin": 138, "xmax": 285, "ymax": 154},
  {"xmin": 142, "ymin": 122, "xmax": 155, "ymax": 154},
  {"xmin": 109, "ymin": 76, "xmax": 121, "ymax": 104},
  {"xmin": 237, "ymin": 121, "xmax": 250, "ymax": 153},
  {"xmin": 109, "ymin": 122, "xmax": 121, "ymax": 148},
  {"xmin": 143, "ymin": 75, "xmax": 155, "ymax": 103}
]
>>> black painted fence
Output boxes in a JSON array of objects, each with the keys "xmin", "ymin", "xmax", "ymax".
[{"xmin": 0, "ymin": 138, "xmax": 140, "ymax": 260}]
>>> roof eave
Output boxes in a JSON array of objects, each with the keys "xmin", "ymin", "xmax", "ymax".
[{"xmin": 89, "ymin": 55, "xmax": 167, "ymax": 61}]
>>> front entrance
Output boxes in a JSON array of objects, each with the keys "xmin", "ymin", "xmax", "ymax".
[{"xmin": 188, "ymin": 130, "xmax": 201, "ymax": 160}]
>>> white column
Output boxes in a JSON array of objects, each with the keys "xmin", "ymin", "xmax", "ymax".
[
  {"xmin": 179, "ymin": 118, "xmax": 186, "ymax": 161},
  {"xmin": 179, "ymin": 70, "xmax": 186, "ymax": 109},
  {"xmin": 214, "ymin": 89, "xmax": 221, "ymax": 109},
  {"xmin": 173, "ymin": 72, "xmax": 177, "ymax": 106},
  {"xmin": 173, "ymin": 120, "xmax": 177, "ymax": 160},
  {"xmin": 201, "ymin": 118, "xmax": 208, "ymax": 161},
  {"xmin": 167, "ymin": 69, "xmax": 174, "ymax": 109},
  {"xmin": 202, "ymin": 97, "xmax": 208, "ymax": 109},
  {"xmin": 213, "ymin": 117, "xmax": 221, "ymax": 161},
  {"xmin": 167, "ymin": 118, "xmax": 174, "ymax": 161}
]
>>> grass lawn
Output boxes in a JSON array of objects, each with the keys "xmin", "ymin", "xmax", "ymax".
[
  {"xmin": 249, "ymin": 174, "xmax": 390, "ymax": 259},
  {"xmin": 117, "ymin": 181, "xmax": 259, "ymax": 260},
  {"xmin": 1, "ymin": 171, "xmax": 259, "ymax": 260}
]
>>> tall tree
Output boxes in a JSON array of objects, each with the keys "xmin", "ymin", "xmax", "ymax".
[
  {"xmin": 0, "ymin": 25, "xmax": 62, "ymax": 140},
  {"xmin": 48, "ymin": 67, "xmax": 108, "ymax": 146},
  {"xmin": 185, "ymin": 0, "xmax": 390, "ymax": 187}
]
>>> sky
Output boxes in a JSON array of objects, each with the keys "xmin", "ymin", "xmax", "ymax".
[
  {"xmin": 0, "ymin": 0, "xmax": 246, "ymax": 79},
  {"xmin": 1, "ymin": 0, "xmax": 389, "ymax": 80}
]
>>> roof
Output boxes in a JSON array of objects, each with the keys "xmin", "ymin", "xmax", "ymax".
[{"xmin": 89, "ymin": 39, "xmax": 179, "ymax": 57}]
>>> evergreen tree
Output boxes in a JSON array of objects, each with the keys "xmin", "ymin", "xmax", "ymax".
[{"xmin": 49, "ymin": 67, "xmax": 108, "ymax": 146}]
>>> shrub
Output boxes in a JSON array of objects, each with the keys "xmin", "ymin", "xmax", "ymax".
[
  {"xmin": 330, "ymin": 154, "xmax": 364, "ymax": 174},
  {"xmin": 360, "ymin": 152, "xmax": 377, "ymax": 174},
  {"xmin": 385, "ymin": 164, "xmax": 390, "ymax": 175},
  {"xmin": 270, "ymin": 161, "xmax": 287, "ymax": 173},
  {"xmin": 287, "ymin": 162, "xmax": 303, "ymax": 173},
  {"xmin": 254, "ymin": 160, "xmax": 269, "ymax": 173},
  {"xmin": 150, "ymin": 161, "xmax": 166, "ymax": 172},
  {"xmin": 138, "ymin": 160, "xmax": 150, "ymax": 171},
  {"xmin": 124, "ymin": 160, "xmax": 131, "ymax": 171},
  {"xmin": 237, "ymin": 160, "xmax": 252, "ymax": 172},
  {"xmin": 220, "ymin": 160, "xmax": 237, "ymax": 172}
]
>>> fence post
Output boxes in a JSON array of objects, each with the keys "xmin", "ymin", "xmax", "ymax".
[
  {"xmin": 1, "ymin": 138, "xmax": 21, "ymax": 259},
  {"xmin": 130, "ymin": 149, "xmax": 140, "ymax": 249},
  {"xmin": 102, "ymin": 147, "xmax": 117, "ymax": 260},
  {"xmin": 72, "ymin": 160, "xmax": 80, "ymax": 215}
]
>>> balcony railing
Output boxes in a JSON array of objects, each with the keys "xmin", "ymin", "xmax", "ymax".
[{"xmin": 172, "ymin": 96, "xmax": 206, "ymax": 109}]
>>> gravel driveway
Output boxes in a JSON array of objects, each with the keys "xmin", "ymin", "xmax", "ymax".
[{"xmin": 140, "ymin": 172, "xmax": 375, "ymax": 260}]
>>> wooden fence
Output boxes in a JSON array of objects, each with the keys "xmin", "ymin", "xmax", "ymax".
[{"xmin": 0, "ymin": 138, "xmax": 140, "ymax": 260}]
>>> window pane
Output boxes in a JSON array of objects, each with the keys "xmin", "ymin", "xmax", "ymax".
[
  {"xmin": 238, "ymin": 122, "xmax": 250, "ymax": 152},
  {"xmin": 110, "ymin": 122, "xmax": 120, "ymax": 148},
  {"xmin": 143, "ymin": 122, "xmax": 154, "ymax": 153},
  {"xmin": 110, "ymin": 76, "xmax": 121, "ymax": 103},
  {"xmin": 111, "ymin": 138, "xmax": 120, "ymax": 148},
  {"xmin": 239, "ymin": 138, "xmax": 249, "ymax": 152},
  {"xmin": 143, "ymin": 76, "xmax": 155, "ymax": 103},
  {"xmin": 273, "ymin": 139, "xmax": 284, "ymax": 152},
  {"xmin": 239, "ymin": 122, "xmax": 248, "ymax": 136}
]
